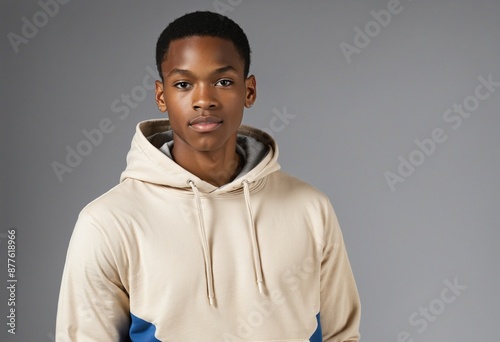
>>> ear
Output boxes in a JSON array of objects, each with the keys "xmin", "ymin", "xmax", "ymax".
[
  {"xmin": 155, "ymin": 80, "xmax": 168, "ymax": 112},
  {"xmin": 244, "ymin": 75, "xmax": 256, "ymax": 108}
]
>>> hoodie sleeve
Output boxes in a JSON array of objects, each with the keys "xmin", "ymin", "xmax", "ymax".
[
  {"xmin": 56, "ymin": 212, "xmax": 131, "ymax": 342},
  {"xmin": 320, "ymin": 202, "xmax": 361, "ymax": 342}
]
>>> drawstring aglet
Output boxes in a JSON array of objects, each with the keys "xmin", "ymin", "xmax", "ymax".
[{"xmin": 257, "ymin": 281, "xmax": 264, "ymax": 295}]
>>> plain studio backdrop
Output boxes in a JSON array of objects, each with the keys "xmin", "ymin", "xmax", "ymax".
[{"xmin": 1, "ymin": 0, "xmax": 499, "ymax": 340}]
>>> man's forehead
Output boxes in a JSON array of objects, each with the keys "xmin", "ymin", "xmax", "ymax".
[{"xmin": 164, "ymin": 36, "xmax": 242, "ymax": 67}]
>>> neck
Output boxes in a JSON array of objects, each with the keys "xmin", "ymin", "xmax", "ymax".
[{"xmin": 171, "ymin": 138, "xmax": 242, "ymax": 187}]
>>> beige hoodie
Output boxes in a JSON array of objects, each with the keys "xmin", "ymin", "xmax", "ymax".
[{"xmin": 56, "ymin": 119, "xmax": 361, "ymax": 341}]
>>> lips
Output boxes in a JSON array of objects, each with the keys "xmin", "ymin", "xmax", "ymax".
[
  {"xmin": 189, "ymin": 116, "xmax": 223, "ymax": 132},
  {"xmin": 189, "ymin": 116, "xmax": 222, "ymax": 125}
]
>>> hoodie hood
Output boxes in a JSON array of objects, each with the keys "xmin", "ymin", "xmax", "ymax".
[
  {"xmin": 120, "ymin": 119, "xmax": 280, "ymax": 193},
  {"xmin": 120, "ymin": 119, "xmax": 281, "ymax": 305}
]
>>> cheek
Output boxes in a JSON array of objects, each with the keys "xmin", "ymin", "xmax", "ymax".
[
  {"xmin": 166, "ymin": 92, "xmax": 190, "ymax": 108},
  {"xmin": 222, "ymin": 90, "xmax": 246, "ymax": 107}
]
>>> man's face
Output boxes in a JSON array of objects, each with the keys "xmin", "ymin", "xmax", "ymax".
[{"xmin": 155, "ymin": 36, "xmax": 256, "ymax": 154}]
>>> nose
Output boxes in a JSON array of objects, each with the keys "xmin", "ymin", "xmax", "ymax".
[{"xmin": 192, "ymin": 84, "xmax": 218, "ymax": 110}]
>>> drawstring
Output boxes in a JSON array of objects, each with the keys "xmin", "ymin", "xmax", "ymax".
[
  {"xmin": 188, "ymin": 179, "xmax": 265, "ymax": 306},
  {"xmin": 242, "ymin": 180, "xmax": 265, "ymax": 295},
  {"xmin": 188, "ymin": 180, "xmax": 216, "ymax": 306}
]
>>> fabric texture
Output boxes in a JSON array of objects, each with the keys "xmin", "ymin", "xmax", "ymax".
[{"xmin": 56, "ymin": 119, "xmax": 361, "ymax": 341}]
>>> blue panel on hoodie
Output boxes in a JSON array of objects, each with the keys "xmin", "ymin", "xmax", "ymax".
[
  {"xmin": 130, "ymin": 313, "xmax": 161, "ymax": 342},
  {"xmin": 310, "ymin": 313, "xmax": 323, "ymax": 341}
]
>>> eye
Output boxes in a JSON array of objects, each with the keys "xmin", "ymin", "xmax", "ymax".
[
  {"xmin": 215, "ymin": 79, "xmax": 233, "ymax": 87},
  {"xmin": 174, "ymin": 81, "xmax": 191, "ymax": 89}
]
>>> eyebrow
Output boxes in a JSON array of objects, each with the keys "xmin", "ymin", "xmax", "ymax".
[{"xmin": 166, "ymin": 65, "xmax": 238, "ymax": 78}]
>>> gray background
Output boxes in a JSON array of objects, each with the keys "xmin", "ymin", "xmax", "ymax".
[{"xmin": 1, "ymin": 0, "xmax": 499, "ymax": 340}]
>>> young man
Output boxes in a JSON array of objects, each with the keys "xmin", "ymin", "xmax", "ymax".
[{"xmin": 56, "ymin": 11, "xmax": 360, "ymax": 341}]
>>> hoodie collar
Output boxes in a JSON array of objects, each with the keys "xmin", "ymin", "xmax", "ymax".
[{"xmin": 120, "ymin": 119, "xmax": 281, "ymax": 193}]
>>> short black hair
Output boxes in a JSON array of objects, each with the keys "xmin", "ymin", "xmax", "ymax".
[{"xmin": 156, "ymin": 11, "xmax": 251, "ymax": 80}]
